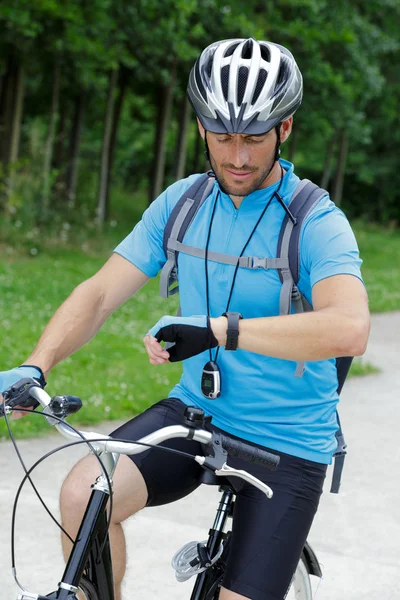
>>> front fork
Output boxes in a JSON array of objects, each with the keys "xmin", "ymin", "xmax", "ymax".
[
  {"xmin": 55, "ymin": 451, "xmax": 119, "ymax": 600},
  {"xmin": 190, "ymin": 486, "xmax": 234, "ymax": 600}
]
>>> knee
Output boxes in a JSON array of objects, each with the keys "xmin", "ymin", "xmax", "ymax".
[{"xmin": 60, "ymin": 458, "xmax": 98, "ymax": 519}]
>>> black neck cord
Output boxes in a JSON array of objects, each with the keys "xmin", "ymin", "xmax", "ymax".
[{"xmin": 205, "ymin": 164, "xmax": 285, "ymax": 363}]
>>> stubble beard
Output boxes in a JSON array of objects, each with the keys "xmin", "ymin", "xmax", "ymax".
[{"xmin": 209, "ymin": 153, "xmax": 276, "ymax": 197}]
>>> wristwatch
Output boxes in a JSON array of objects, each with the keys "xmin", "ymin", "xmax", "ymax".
[{"xmin": 222, "ymin": 312, "xmax": 243, "ymax": 351}]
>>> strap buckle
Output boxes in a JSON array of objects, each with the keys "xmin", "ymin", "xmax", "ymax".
[
  {"xmin": 333, "ymin": 434, "xmax": 347, "ymax": 457},
  {"xmin": 251, "ymin": 257, "xmax": 268, "ymax": 269}
]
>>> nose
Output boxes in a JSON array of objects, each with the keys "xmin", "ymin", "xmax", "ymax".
[{"xmin": 230, "ymin": 138, "xmax": 250, "ymax": 169}]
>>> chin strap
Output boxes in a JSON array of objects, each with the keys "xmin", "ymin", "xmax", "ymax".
[
  {"xmin": 274, "ymin": 123, "xmax": 281, "ymax": 161},
  {"xmin": 204, "ymin": 131, "xmax": 211, "ymax": 163}
]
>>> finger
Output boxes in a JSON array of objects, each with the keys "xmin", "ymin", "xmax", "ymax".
[
  {"xmin": 144, "ymin": 335, "xmax": 170, "ymax": 359},
  {"xmin": 12, "ymin": 406, "xmax": 31, "ymax": 420},
  {"xmin": 143, "ymin": 337, "xmax": 169, "ymax": 364}
]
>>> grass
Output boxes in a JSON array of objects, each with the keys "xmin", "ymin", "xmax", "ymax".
[
  {"xmin": 0, "ymin": 219, "xmax": 397, "ymax": 439},
  {"xmin": 0, "ymin": 246, "xmax": 180, "ymax": 440},
  {"xmin": 348, "ymin": 358, "xmax": 380, "ymax": 377},
  {"xmin": 353, "ymin": 221, "xmax": 400, "ymax": 312}
]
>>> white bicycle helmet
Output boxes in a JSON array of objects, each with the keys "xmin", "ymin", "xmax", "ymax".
[{"xmin": 187, "ymin": 38, "xmax": 303, "ymax": 135}]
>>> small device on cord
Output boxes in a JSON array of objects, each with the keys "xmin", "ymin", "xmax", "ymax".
[{"xmin": 201, "ymin": 361, "xmax": 221, "ymax": 399}]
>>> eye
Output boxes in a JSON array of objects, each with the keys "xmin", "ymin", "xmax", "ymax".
[
  {"xmin": 216, "ymin": 136, "xmax": 232, "ymax": 143},
  {"xmin": 246, "ymin": 136, "xmax": 265, "ymax": 144}
]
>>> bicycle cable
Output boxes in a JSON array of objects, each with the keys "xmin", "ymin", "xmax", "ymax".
[
  {"xmin": 5, "ymin": 406, "xmax": 200, "ymax": 576},
  {"xmin": 4, "ymin": 406, "xmax": 113, "ymax": 566}
]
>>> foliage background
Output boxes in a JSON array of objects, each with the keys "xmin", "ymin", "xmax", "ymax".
[{"xmin": 0, "ymin": 0, "xmax": 399, "ymax": 230}]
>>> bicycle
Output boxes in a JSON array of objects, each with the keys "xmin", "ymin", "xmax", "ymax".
[{"xmin": 1, "ymin": 378, "xmax": 323, "ymax": 600}]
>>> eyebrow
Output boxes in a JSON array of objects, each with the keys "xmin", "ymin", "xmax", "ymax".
[{"xmin": 216, "ymin": 132, "xmax": 268, "ymax": 139}]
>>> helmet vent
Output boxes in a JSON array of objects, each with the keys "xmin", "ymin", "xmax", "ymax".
[
  {"xmin": 224, "ymin": 42, "xmax": 240, "ymax": 57},
  {"xmin": 276, "ymin": 57, "xmax": 289, "ymax": 89},
  {"xmin": 251, "ymin": 69, "xmax": 268, "ymax": 105},
  {"xmin": 241, "ymin": 40, "xmax": 253, "ymax": 59},
  {"xmin": 260, "ymin": 45, "xmax": 271, "ymax": 62},
  {"xmin": 221, "ymin": 65, "xmax": 230, "ymax": 101},
  {"xmin": 237, "ymin": 67, "xmax": 249, "ymax": 105},
  {"xmin": 205, "ymin": 56, "xmax": 214, "ymax": 79}
]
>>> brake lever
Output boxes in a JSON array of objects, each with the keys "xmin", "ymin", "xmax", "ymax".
[
  {"xmin": 214, "ymin": 463, "xmax": 273, "ymax": 499},
  {"xmin": 195, "ymin": 450, "xmax": 274, "ymax": 499}
]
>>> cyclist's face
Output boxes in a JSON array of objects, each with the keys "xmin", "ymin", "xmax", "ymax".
[{"xmin": 198, "ymin": 119, "xmax": 292, "ymax": 198}]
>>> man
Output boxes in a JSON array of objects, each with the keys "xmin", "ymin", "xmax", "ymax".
[{"xmin": 0, "ymin": 38, "xmax": 369, "ymax": 600}]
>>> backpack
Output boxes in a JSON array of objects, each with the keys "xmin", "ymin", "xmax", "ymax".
[{"xmin": 160, "ymin": 172, "xmax": 351, "ymax": 493}]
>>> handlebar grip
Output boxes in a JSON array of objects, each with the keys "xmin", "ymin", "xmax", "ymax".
[{"xmin": 220, "ymin": 435, "xmax": 280, "ymax": 470}]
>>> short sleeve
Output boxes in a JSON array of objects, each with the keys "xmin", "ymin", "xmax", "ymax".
[
  {"xmin": 113, "ymin": 174, "xmax": 202, "ymax": 277},
  {"xmin": 300, "ymin": 196, "xmax": 363, "ymax": 289}
]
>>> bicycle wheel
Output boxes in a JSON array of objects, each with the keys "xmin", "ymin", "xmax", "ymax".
[
  {"xmin": 203, "ymin": 555, "xmax": 312, "ymax": 600},
  {"xmin": 76, "ymin": 575, "xmax": 100, "ymax": 600},
  {"xmin": 286, "ymin": 557, "xmax": 313, "ymax": 600}
]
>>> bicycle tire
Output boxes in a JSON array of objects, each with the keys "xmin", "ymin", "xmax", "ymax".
[
  {"xmin": 202, "ymin": 553, "xmax": 312, "ymax": 600},
  {"xmin": 288, "ymin": 556, "xmax": 313, "ymax": 600},
  {"xmin": 77, "ymin": 575, "xmax": 100, "ymax": 600}
]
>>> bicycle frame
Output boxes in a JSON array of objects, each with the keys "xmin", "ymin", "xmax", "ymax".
[
  {"xmin": 51, "ymin": 483, "xmax": 234, "ymax": 600},
  {"xmin": 190, "ymin": 486, "xmax": 234, "ymax": 600},
  {"xmin": 55, "ymin": 488, "xmax": 114, "ymax": 600},
  {"xmin": 5, "ymin": 385, "xmax": 277, "ymax": 600}
]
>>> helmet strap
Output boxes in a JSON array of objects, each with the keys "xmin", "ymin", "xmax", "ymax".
[
  {"xmin": 204, "ymin": 131, "xmax": 211, "ymax": 163},
  {"xmin": 274, "ymin": 124, "xmax": 281, "ymax": 162}
]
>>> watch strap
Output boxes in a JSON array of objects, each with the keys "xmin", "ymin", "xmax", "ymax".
[{"xmin": 222, "ymin": 312, "xmax": 242, "ymax": 351}]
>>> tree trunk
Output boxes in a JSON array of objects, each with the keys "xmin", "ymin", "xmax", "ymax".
[
  {"xmin": 320, "ymin": 131, "xmax": 338, "ymax": 190},
  {"xmin": 0, "ymin": 57, "xmax": 17, "ymax": 167},
  {"xmin": 54, "ymin": 98, "xmax": 68, "ymax": 170},
  {"xmin": 174, "ymin": 97, "xmax": 191, "ymax": 181},
  {"xmin": 192, "ymin": 125, "xmax": 204, "ymax": 173},
  {"xmin": 8, "ymin": 64, "xmax": 25, "ymax": 165},
  {"xmin": 105, "ymin": 66, "xmax": 129, "ymax": 209},
  {"xmin": 0, "ymin": 72, "xmax": 3, "ymax": 110},
  {"xmin": 97, "ymin": 69, "xmax": 118, "ymax": 227},
  {"xmin": 52, "ymin": 98, "xmax": 69, "ymax": 200},
  {"xmin": 42, "ymin": 62, "xmax": 61, "ymax": 211},
  {"xmin": 331, "ymin": 130, "xmax": 349, "ymax": 207},
  {"xmin": 148, "ymin": 62, "xmax": 177, "ymax": 204},
  {"xmin": 67, "ymin": 92, "xmax": 85, "ymax": 207},
  {"xmin": 0, "ymin": 69, "xmax": 6, "ymax": 162}
]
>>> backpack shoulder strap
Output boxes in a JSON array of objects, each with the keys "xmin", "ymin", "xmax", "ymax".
[
  {"xmin": 160, "ymin": 172, "xmax": 215, "ymax": 297},
  {"xmin": 162, "ymin": 173, "xmax": 214, "ymax": 257},
  {"xmin": 331, "ymin": 411, "xmax": 347, "ymax": 493},
  {"xmin": 276, "ymin": 180, "xmax": 350, "ymax": 494},
  {"xmin": 275, "ymin": 180, "xmax": 327, "ymax": 323},
  {"xmin": 277, "ymin": 179, "xmax": 328, "ymax": 287}
]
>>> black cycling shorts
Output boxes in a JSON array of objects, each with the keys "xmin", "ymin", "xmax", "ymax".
[{"xmin": 110, "ymin": 398, "xmax": 327, "ymax": 600}]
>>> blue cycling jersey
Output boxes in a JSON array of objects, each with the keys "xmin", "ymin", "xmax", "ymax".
[{"xmin": 114, "ymin": 159, "xmax": 363, "ymax": 464}]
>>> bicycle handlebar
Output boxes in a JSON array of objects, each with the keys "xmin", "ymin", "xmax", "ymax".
[
  {"xmin": 219, "ymin": 434, "xmax": 279, "ymax": 470},
  {"xmin": 2, "ymin": 382, "xmax": 277, "ymax": 498}
]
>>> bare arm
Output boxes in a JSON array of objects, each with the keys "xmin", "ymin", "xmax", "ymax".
[
  {"xmin": 24, "ymin": 253, "xmax": 149, "ymax": 377},
  {"xmin": 211, "ymin": 274, "xmax": 370, "ymax": 360},
  {"xmin": 144, "ymin": 274, "xmax": 370, "ymax": 365}
]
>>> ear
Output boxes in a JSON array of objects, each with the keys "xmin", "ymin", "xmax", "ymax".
[
  {"xmin": 197, "ymin": 118, "xmax": 206, "ymax": 140},
  {"xmin": 280, "ymin": 117, "xmax": 293, "ymax": 143}
]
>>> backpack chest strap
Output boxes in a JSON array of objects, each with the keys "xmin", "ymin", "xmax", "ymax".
[{"xmin": 167, "ymin": 239, "xmax": 290, "ymax": 270}]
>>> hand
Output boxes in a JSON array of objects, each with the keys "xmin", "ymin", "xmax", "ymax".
[
  {"xmin": 143, "ymin": 315, "xmax": 219, "ymax": 363},
  {"xmin": 0, "ymin": 366, "xmax": 45, "ymax": 420}
]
